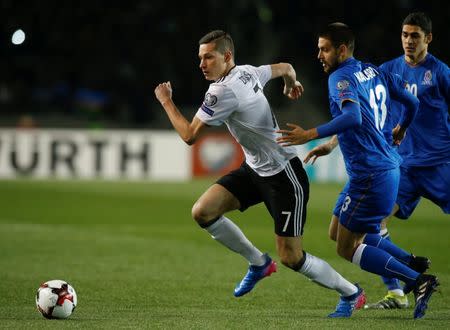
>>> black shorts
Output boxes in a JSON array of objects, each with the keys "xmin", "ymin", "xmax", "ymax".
[{"xmin": 216, "ymin": 157, "xmax": 309, "ymax": 237}]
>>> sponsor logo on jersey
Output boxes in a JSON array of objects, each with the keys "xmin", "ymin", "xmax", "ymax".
[
  {"xmin": 204, "ymin": 93, "xmax": 217, "ymax": 106},
  {"xmin": 421, "ymin": 70, "xmax": 433, "ymax": 85},
  {"xmin": 338, "ymin": 91, "xmax": 353, "ymax": 99}
]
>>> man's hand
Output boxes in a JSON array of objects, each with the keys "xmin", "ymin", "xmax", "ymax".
[
  {"xmin": 392, "ymin": 124, "xmax": 407, "ymax": 146},
  {"xmin": 303, "ymin": 143, "xmax": 334, "ymax": 164},
  {"xmin": 284, "ymin": 80, "xmax": 304, "ymax": 100},
  {"xmin": 154, "ymin": 81, "xmax": 173, "ymax": 105},
  {"xmin": 276, "ymin": 123, "xmax": 317, "ymax": 146}
]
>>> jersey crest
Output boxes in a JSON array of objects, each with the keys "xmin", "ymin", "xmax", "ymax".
[{"xmin": 421, "ymin": 70, "xmax": 433, "ymax": 85}]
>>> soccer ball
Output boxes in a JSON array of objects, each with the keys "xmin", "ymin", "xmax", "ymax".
[{"xmin": 35, "ymin": 279, "xmax": 77, "ymax": 319}]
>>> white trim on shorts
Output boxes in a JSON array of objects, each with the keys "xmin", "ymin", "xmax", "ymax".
[{"xmin": 284, "ymin": 161, "xmax": 304, "ymax": 236}]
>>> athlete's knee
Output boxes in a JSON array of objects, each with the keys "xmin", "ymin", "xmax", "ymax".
[{"xmin": 191, "ymin": 201, "xmax": 214, "ymax": 225}]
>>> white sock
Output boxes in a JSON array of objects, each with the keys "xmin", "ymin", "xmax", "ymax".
[
  {"xmin": 299, "ymin": 252, "xmax": 357, "ymax": 297},
  {"xmin": 205, "ymin": 216, "xmax": 265, "ymax": 266},
  {"xmin": 352, "ymin": 244, "xmax": 366, "ymax": 266}
]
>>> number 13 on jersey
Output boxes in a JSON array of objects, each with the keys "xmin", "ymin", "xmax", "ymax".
[{"xmin": 369, "ymin": 84, "xmax": 387, "ymax": 131}]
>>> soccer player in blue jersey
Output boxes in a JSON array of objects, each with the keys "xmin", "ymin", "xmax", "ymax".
[
  {"xmin": 363, "ymin": 12, "xmax": 450, "ymax": 310},
  {"xmin": 277, "ymin": 23, "xmax": 439, "ymax": 319}
]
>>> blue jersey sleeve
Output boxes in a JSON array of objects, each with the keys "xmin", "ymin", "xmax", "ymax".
[
  {"xmin": 317, "ymin": 101, "xmax": 362, "ymax": 138},
  {"xmin": 437, "ymin": 62, "xmax": 450, "ymax": 105},
  {"xmin": 384, "ymin": 71, "xmax": 407, "ymax": 99},
  {"xmin": 385, "ymin": 72, "xmax": 419, "ymax": 128},
  {"xmin": 328, "ymin": 72, "xmax": 359, "ymax": 109}
]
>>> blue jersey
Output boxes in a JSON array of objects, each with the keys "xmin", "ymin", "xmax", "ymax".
[
  {"xmin": 328, "ymin": 58, "xmax": 403, "ymax": 177},
  {"xmin": 380, "ymin": 53, "xmax": 450, "ymax": 167}
]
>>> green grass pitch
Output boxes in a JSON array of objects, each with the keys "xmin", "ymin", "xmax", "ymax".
[{"xmin": 0, "ymin": 179, "xmax": 448, "ymax": 329}]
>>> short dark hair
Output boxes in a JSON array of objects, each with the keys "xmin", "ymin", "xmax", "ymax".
[
  {"xmin": 199, "ymin": 30, "xmax": 235, "ymax": 57},
  {"xmin": 318, "ymin": 22, "xmax": 355, "ymax": 52},
  {"xmin": 402, "ymin": 12, "xmax": 432, "ymax": 35}
]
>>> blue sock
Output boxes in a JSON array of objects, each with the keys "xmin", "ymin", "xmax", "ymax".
[
  {"xmin": 363, "ymin": 233, "xmax": 412, "ymax": 264},
  {"xmin": 380, "ymin": 233, "xmax": 402, "ymax": 291},
  {"xmin": 353, "ymin": 244, "xmax": 419, "ymax": 284}
]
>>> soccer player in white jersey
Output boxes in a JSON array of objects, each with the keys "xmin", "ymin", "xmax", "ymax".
[{"xmin": 155, "ymin": 30, "xmax": 366, "ymax": 318}]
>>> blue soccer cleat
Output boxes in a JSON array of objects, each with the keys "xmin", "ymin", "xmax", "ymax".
[
  {"xmin": 413, "ymin": 274, "xmax": 439, "ymax": 319},
  {"xmin": 328, "ymin": 283, "xmax": 366, "ymax": 318},
  {"xmin": 233, "ymin": 253, "xmax": 277, "ymax": 297}
]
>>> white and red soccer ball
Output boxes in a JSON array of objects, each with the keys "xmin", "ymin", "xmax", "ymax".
[{"xmin": 35, "ymin": 280, "xmax": 77, "ymax": 319}]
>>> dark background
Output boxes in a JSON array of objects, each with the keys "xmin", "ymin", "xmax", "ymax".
[{"xmin": 1, "ymin": 0, "xmax": 448, "ymax": 129}]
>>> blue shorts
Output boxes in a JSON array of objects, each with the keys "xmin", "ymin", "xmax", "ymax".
[
  {"xmin": 333, "ymin": 168, "xmax": 400, "ymax": 233},
  {"xmin": 395, "ymin": 162, "xmax": 450, "ymax": 219}
]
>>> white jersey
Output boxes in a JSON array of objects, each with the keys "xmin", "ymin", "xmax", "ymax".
[{"xmin": 195, "ymin": 64, "xmax": 298, "ymax": 176}]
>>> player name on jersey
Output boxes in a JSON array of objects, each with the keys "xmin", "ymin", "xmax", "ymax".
[{"xmin": 354, "ymin": 67, "xmax": 379, "ymax": 83}]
